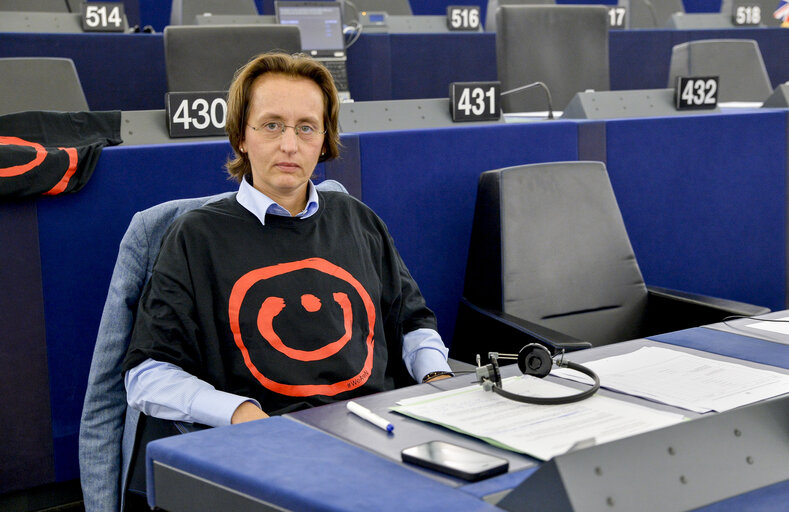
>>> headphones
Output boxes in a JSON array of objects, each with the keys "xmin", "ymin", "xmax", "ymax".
[{"xmin": 475, "ymin": 344, "xmax": 600, "ymax": 405}]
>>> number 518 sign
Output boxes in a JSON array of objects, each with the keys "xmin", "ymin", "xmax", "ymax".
[{"xmin": 449, "ymin": 82, "xmax": 501, "ymax": 122}]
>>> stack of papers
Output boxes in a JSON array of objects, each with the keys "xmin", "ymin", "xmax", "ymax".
[
  {"xmin": 746, "ymin": 316, "xmax": 789, "ymax": 337},
  {"xmin": 392, "ymin": 378, "xmax": 685, "ymax": 461},
  {"xmin": 552, "ymin": 346, "xmax": 789, "ymax": 413}
]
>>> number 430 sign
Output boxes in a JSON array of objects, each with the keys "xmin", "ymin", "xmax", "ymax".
[
  {"xmin": 450, "ymin": 82, "xmax": 501, "ymax": 122},
  {"xmin": 166, "ymin": 91, "xmax": 228, "ymax": 137}
]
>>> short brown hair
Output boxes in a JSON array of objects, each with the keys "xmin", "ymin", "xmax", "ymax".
[{"xmin": 225, "ymin": 52, "xmax": 341, "ymax": 182}]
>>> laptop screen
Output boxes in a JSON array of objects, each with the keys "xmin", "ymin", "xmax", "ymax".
[{"xmin": 275, "ymin": 1, "xmax": 345, "ymax": 54}]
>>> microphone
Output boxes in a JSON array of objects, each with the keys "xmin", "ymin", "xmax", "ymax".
[{"xmin": 501, "ymin": 82, "xmax": 554, "ymax": 119}]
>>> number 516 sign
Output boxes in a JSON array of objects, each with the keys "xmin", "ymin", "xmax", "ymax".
[{"xmin": 449, "ymin": 82, "xmax": 501, "ymax": 122}]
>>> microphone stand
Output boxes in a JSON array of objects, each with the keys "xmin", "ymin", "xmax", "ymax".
[{"xmin": 501, "ymin": 82, "xmax": 555, "ymax": 119}]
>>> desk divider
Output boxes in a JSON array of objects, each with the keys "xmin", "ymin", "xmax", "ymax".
[
  {"xmin": 498, "ymin": 394, "xmax": 789, "ymax": 512},
  {"xmin": 0, "ymin": 200, "xmax": 54, "ymax": 493}
]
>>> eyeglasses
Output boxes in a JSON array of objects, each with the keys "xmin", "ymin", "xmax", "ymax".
[{"xmin": 248, "ymin": 121, "xmax": 326, "ymax": 142}]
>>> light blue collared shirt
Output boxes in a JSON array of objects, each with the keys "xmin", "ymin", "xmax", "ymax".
[{"xmin": 126, "ymin": 179, "xmax": 450, "ymax": 427}]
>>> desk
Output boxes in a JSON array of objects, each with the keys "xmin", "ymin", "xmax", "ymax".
[
  {"xmin": 3, "ymin": 28, "xmax": 789, "ymax": 110},
  {"xmin": 146, "ymin": 323, "xmax": 789, "ymax": 511}
]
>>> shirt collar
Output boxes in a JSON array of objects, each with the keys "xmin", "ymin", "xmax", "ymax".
[{"xmin": 236, "ymin": 175, "xmax": 319, "ymax": 226}]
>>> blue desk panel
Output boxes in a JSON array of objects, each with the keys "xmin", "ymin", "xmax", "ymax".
[
  {"xmin": 147, "ymin": 416, "xmax": 501, "ymax": 512},
  {"xmin": 603, "ymin": 110, "xmax": 787, "ymax": 310},
  {"xmin": 356, "ymin": 121, "xmax": 580, "ymax": 343},
  {"xmin": 0, "ymin": 32, "xmax": 166, "ymax": 111}
]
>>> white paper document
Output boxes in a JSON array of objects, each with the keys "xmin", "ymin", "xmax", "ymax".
[
  {"xmin": 552, "ymin": 346, "xmax": 789, "ymax": 413},
  {"xmin": 745, "ymin": 316, "xmax": 789, "ymax": 337},
  {"xmin": 392, "ymin": 377, "xmax": 685, "ymax": 461}
]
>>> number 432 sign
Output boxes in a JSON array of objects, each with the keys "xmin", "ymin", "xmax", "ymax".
[
  {"xmin": 675, "ymin": 76, "xmax": 719, "ymax": 110},
  {"xmin": 450, "ymin": 82, "xmax": 501, "ymax": 122}
]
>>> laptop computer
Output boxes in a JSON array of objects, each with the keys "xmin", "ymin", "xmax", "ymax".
[{"xmin": 275, "ymin": 1, "xmax": 351, "ymax": 100}]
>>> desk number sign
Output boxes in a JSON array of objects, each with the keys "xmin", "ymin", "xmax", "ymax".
[
  {"xmin": 675, "ymin": 76, "xmax": 719, "ymax": 110},
  {"xmin": 166, "ymin": 92, "xmax": 228, "ymax": 137},
  {"xmin": 732, "ymin": 2, "xmax": 761, "ymax": 25},
  {"xmin": 81, "ymin": 2, "xmax": 125, "ymax": 32},
  {"xmin": 607, "ymin": 6, "xmax": 627, "ymax": 29},
  {"xmin": 450, "ymin": 82, "xmax": 501, "ymax": 122},
  {"xmin": 446, "ymin": 6, "xmax": 481, "ymax": 31}
]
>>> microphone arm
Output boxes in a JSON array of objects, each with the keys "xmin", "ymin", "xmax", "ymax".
[{"xmin": 501, "ymin": 81, "xmax": 554, "ymax": 119}]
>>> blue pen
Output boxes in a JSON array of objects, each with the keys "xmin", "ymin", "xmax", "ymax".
[{"xmin": 346, "ymin": 401, "xmax": 394, "ymax": 433}]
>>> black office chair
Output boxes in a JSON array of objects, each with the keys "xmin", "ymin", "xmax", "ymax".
[
  {"xmin": 667, "ymin": 39, "xmax": 773, "ymax": 103},
  {"xmin": 495, "ymin": 5, "xmax": 609, "ymax": 112},
  {"xmin": 484, "ymin": 0, "xmax": 554, "ymax": 32},
  {"xmin": 619, "ymin": 0, "xmax": 684, "ymax": 28},
  {"xmin": 0, "ymin": 57, "xmax": 89, "ymax": 115},
  {"xmin": 163, "ymin": 25, "xmax": 301, "ymax": 92},
  {"xmin": 449, "ymin": 161, "xmax": 769, "ymax": 364}
]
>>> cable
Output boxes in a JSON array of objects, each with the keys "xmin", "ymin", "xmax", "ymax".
[
  {"xmin": 501, "ymin": 81, "xmax": 554, "ymax": 119},
  {"xmin": 492, "ymin": 360, "xmax": 600, "ymax": 405}
]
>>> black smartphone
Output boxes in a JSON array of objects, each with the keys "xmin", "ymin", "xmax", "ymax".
[{"xmin": 401, "ymin": 440, "xmax": 509, "ymax": 481}]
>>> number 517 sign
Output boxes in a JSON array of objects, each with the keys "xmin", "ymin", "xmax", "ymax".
[{"xmin": 449, "ymin": 82, "xmax": 501, "ymax": 122}]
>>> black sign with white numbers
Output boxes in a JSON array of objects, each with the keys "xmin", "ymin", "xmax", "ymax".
[
  {"xmin": 166, "ymin": 91, "xmax": 228, "ymax": 137},
  {"xmin": 81, "ymin": 2, "xmax": 125, "ymax": 32},
  {"xmin": 449, "ymin": 82, "xmax": 501, "ymax": 122},
  {"xmin": 732, "ymin": 1, "xmax": 762, "ymax": 25},
  {"xmin": 607, "ymin": 6, "xmax": 627, "ymax": 29},
  {"xmin": 446, "ymin": 6, "xmax": 481, "ymax": 31},
  {"xmin": 675, "ymin": 76, "xmax": 719, "ymax": 110}
]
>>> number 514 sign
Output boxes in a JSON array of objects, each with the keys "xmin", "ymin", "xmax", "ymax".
[{"xmin": 450, "ymin": 82, "xmax": 501, "ymax": 122}]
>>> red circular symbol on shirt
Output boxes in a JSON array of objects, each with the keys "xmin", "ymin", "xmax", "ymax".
[
  {"xmin": 0, "ymin": 136, "xmax": 79, "ymax": 195},
  {"xmin": 228, "ymin": 257, "xmax": 376, "ymax": 397},
  {"xmin": 0, "ymin": 136, "xmax": 48, "ymax": 177}
]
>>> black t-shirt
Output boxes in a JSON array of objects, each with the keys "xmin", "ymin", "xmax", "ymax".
[{"xmin": 123, "ymin": 191, "xmax": 436, "ymax": 415}]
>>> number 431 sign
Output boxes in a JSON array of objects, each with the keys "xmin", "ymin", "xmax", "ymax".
[{"xmin": 449, "ymin": 82, "xmax": 501, "ymax": 122}]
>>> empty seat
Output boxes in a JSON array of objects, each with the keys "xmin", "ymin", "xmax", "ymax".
[
  {"xmin": 163, "ymin": 25, "xmax": 301, "ymax": 92},
  {"xmin": 449, "ymin": 161, "xmax": 769, "ymax": 363},
  {"xmin": 170, "ymin": 0, "xmax": 258, "ymax": 25},
  {"xmin": 484, "ymin": 0, "xmax": 554, "ymax": 32},
  {"xmin": 667, "ymin": 39, "xmax": 773, "ymax": 103},
  {"xmin": 495, "ymin": 5, "xmax": 609, "ymax": 113},
  {"xmin": 619, "ymin": 0, "xmax": 685, "ymax": 28},
  {"xmin": 0, "ymin": 58, "xmax": 88, "ymax": 115}
]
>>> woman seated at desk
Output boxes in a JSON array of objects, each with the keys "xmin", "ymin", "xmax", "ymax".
[{"xmin": 121, "ymin": 52, "xmax": 453, "ymax": 506}]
